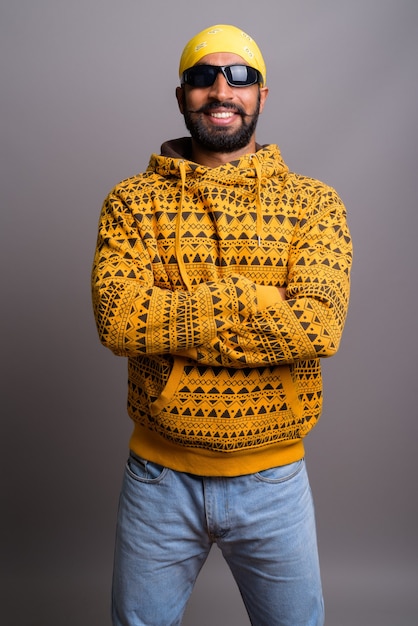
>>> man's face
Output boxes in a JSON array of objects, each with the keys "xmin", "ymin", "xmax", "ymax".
[{"xmin": 176, "ymin": 52, "xmax": 268, "ymax": 154}]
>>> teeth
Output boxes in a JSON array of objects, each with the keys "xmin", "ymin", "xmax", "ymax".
[{"xmin": 210, "ymin": 111, "xmax": 234, "ymax": 118}]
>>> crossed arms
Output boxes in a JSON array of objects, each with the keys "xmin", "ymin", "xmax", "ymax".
[{"xmin": 92, "ymin": 189, "xmax": 352, "ymax": 368}]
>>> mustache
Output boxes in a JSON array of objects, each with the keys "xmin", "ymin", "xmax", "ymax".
[{"xmin": 187, "ymin": 102, "xmax": 257, "ymax": 116}]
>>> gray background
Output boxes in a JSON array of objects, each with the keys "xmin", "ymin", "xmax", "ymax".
[{"xmin": 2, "ymin": 1, "xmax": 417, "ymax": 624}]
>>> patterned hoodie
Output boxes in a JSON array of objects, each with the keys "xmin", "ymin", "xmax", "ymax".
[{"xmin": 92, "ymin": 138, "xmax": 352, "ymax": 476}]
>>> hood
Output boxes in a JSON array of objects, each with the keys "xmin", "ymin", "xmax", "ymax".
[
  {"xmin": 153, "ymin": 137, "xmax": 288, "ymax": 179},
  {"xmin": 146, "ymin": 137, "xmax": 289, "ymax": 290}
]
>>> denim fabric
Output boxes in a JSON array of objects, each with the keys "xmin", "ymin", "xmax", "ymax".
[{"xmin": 112, "ymin": 454, "xmax": 324, "ymax": 626}]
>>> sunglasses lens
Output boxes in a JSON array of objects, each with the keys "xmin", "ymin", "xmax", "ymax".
[
  {"xmin": 183, "ymin": 66, "xmax": 218, "ymax": 87},
  {"xmin": 183, "ymin": 65, "xmax": 260, "ymax": 87},
  {"xmin": 225, "ymin": 65, "xmax": 259, "ymax": 86}
]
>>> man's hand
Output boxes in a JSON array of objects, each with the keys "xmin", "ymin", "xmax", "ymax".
[{"xmin": 277, "ymin": 286, "xmax": 287, "ymax": 300}]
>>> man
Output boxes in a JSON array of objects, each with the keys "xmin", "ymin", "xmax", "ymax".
[{"xmin": 92, "ymin": 24, "xmax": 352, "ymax": 626}]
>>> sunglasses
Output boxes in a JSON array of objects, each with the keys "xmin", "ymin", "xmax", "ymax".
[{"xmin": 181, "ymin": 64, "xmax": 262, "ymax": 88}]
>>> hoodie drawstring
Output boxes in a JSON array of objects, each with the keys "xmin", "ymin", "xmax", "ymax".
[
  {"xmin": 250, "ymin": 154, "xmax": 264, "ymax": 246},
  {"xmin": 176, "ymin": 160, "xmax": 193, "ymax": 291}
]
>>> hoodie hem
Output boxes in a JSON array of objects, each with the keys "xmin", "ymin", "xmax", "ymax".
[{"xmin": 129, "ymin": 424, "xmax": 305, "ymax": 477}]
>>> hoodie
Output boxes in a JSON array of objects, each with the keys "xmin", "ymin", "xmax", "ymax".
[{"xmin": 92, "ymin": 139, "xmax": 352, "ymax": 476}]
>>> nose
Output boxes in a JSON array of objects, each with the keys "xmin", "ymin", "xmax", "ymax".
[{"xmin": 208, "ymin": 71, "xmax": 234, "ymax": 100}]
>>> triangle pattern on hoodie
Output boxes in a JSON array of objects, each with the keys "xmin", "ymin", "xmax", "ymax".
[{"xmin": 92, "ymin": 138, "xmax": 352, "ymax": 476}]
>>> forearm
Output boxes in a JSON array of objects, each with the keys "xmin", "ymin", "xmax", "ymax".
[
  {"xmin": 186, "ymin": 285, "xmax": 349, "ymax": 368},
  {"xmin": 92, "ymin": 271, "xmax": 257, "ymax": 357},
  {"xmin": 182, "ymin": 194, "xmax": 352, "ymax": 368},
  {"xmin": 176, "ymin": 284, "xmax": 289, "ymax": 366}
]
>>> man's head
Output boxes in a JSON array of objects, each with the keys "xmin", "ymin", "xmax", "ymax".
[
  {"xmin": 178, "ymin": 25, "xmax": 266, "ymax": 86},
  {"xmin": 175, "ymin": 25, "xmax": 268, "ymax": 163}
]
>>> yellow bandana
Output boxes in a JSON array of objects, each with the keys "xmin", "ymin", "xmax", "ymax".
[{"xmin": 179, "ymin": 24, "xmax": 266, "ymax": 86}]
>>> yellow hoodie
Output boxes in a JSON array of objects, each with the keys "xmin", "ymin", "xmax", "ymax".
[{"xmin": 92, "ymin": 139, "xmax": 352, "ymax": 476}]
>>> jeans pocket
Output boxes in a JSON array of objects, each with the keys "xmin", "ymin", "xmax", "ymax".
[
  {"xmin": 255, "ymin": 459, "xmax": 304, "ymax": 484},
  {"xmin": 126, "ymin": 452, "xmax": 168, "ymax": 483}
]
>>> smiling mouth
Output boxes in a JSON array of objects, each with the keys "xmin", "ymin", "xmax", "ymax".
[
  {"xmin": 198, "ymin": 102, "xmax": 243, "ymax": 118},
  {"xmin": 209, "ymin": 111, "xmax": 236, "ymax": 119}
]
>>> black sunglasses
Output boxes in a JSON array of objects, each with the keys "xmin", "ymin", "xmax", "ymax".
[{"xmin": 181, "ymin": 64, "xmax": 262, "ymax": 88}]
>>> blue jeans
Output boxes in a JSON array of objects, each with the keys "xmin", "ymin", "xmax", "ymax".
[{"xmin": 112, "ymin": 454, "xmax": 324, "ymax": 626}]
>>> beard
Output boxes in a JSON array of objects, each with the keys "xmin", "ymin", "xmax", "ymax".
[{"xmin": 182, "ymin": 92, "xmax": 261, "ymax": 153}]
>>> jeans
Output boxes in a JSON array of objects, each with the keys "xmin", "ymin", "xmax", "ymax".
[{"xmin": 112, "ymin": 454, "xmax": 324, "ymax": 626}]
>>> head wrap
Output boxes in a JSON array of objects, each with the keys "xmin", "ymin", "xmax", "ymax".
[{"xmin": 179, "ymin": 24, "xmax": 266, "ymax": 86}]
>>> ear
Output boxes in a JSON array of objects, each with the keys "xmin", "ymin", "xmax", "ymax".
[
  {"xmin": 258, "ymin": 86, "xmax": 269, "ymax": 114},
  {"xmin": 176, "ymin": 86, "xmax": 185, "ymax": 114}
]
